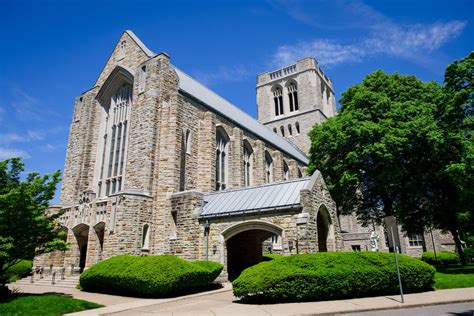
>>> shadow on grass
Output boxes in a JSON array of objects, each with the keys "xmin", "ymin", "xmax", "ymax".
[
  {"xmin": 80, "ymin": 282, "xmax": 224, "ymax": 299},
  {"xmin": 233, "ymin": 288, "xmax": 434, "ymax": 305},
  {"xmin": 0, "ymin": 292, "xmax": 73, "ymax": 303},
  {"xmin": 435, "ymin": 264, "xmax": 474, "ymax": 274}
]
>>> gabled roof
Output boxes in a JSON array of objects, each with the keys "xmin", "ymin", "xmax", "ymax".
[
  {"xmin": 125, "ymin": 30, "xmax": 155, "ymax": 58},
  {"xmin": 123, "ymin": 30, "xmax": 309, "ymax": 164},
  {"xmin": 200, "ymin": 178, "xmax": 310, "ymax": 218},
  {"xmin": 173, "ymin": 68, "xmax": 309, "ymax": 164}
]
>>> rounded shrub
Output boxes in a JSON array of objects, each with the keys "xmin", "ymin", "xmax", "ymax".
[
  {"xmin": 462, "ymin": 248, "xmax": 474, "ymax": 262},
  {"xmin": 79, "ymin": 255, "xmax": 223, "ymax": 297},
  {"xmin": 4, "ymin": 260, "xmax": 33, "ymax": 283},
  {"xmin": 232, "ymin": 252, "xmax": 435, "ymax": 302},
  {"xmin": 262, "ymin": 253, "xmax": 284, "ymax": 261},
  {"xmin": 421, "ymin": 251, "xmax": 460, "ymax": 266}
]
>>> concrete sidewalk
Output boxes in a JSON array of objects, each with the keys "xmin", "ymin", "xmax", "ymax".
[{"xmin": 64, "ymin": 287, "xmax": 474, "ymax": 316}]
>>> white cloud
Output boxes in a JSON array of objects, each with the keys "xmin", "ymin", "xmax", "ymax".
[
  {"xmin": 42, "ymin": 143, "xmax": 64, "ymax": 152},
  {"xmin": 0, "ymin": 147, "xmax": 30, "ymax": 160},
  {"xmin": 193, "ymin": 65, "xmax": 253, "ymax": 86},
  {"xmin": 270, "ymin": 0, "xmax": 467, "ymax": 68},
  {"xmin": 10, "ymin": 87, "xmax": 60, "ymax": 122},
  {"xmin": 0, "ymin": 129, "xmax": 46, "ymax": 145},
  {"xmin": 272, "ymin": 20, "xmax": 466, "ymax": 68}
]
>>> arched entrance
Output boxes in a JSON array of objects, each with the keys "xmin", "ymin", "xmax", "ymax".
[
  {"xmin": 94, "ymin": 222, "xmax": 105, "ymax": 262},
  {"xmin": 317, "ymin": 206, "xmax": 331, "ymax": 252},
  {"xmin": 72, "ymin": 224, "xmax": 89, "ymax": 272},
  {"xmin": 222, "ymin": 221, "xmax": 282, "ymax": 281}
]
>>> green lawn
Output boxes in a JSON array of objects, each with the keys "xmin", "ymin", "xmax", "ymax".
[
  {"xmin": 434, "ymin": 264, "xmax": 474, "ymax": 289},
  {"xmin": 0, "ymin": 294, "xmax": 103, "ymax": 316}
]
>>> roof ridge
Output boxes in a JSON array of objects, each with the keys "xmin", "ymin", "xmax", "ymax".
[
  {"xmin": 124, "ymin": 30, "xmax": 156, "ymax": 58},
  {"xmin": 173, "ymin": 66, "xmax": 309, "ymax": 164},
  {"xmin": 173, "ymin": 66, "xmax": 264, "ymax": 127},
  {"xmin": 203, "ymin": 177, "xmax": 311, "ymax": 197}
]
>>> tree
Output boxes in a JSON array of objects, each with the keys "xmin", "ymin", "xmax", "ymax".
[
  {"xmin": 309, "ymin": 70, "xmax": 444, "ymax": 226},
  {"xmin": 432, "ymin": 52, "xmax": 474, "ymax": 255},
  {"xmin": 0, "ymin": 158, "xmax": 67, "ymax": 293},
  {"xmin": 308, "ymin": 60, "xmax": 473, "ymax": 260}
]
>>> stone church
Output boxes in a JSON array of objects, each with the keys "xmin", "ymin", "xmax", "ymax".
[{"xmin": 36, "ymin": 31, "xmax": 451, "ymax": 280}]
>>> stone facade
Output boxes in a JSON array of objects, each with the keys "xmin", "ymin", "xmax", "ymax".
[
  {"xmin": 35, "ymin": 30, "xmax": 451, "ymax": 278},
  {"xmin": 257, "ymin": 57, "xmax": 337, "ymax": 154}
]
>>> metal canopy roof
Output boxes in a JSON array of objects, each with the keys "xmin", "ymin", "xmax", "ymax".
[{"xmin": 200, "ymin": 178, "xmax": 311, "ymax": 218}]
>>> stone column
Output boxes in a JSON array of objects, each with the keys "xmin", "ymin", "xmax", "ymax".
[
  {"xmin": 288, "ymin": 159, "xmax": 298, "ymax": 180},
  {"xmin": 197, "ymin": 112, "xmax": 216, "ymax": 192},
  {"xmin": 169, "ymin": 191, "xmax": 203, "ymax": 260},
  {"xmin": 230, "ymin": 127, "xmax": 243, "ymax": 188},
  {"xmin": 272, "ymin": 151, "xmax": 284, "ymax": 181},
  {"xmin": 253, "ymin": 140, "xmax": 266, "ymax": 185}
]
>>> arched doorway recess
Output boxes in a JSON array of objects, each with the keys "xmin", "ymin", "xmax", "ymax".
[{"xmin": 222, "ymin": 221, "xmax": 283, "ymax": 281}]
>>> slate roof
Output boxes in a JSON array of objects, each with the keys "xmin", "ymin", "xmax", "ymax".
[
  {"xmin": 200, "ymin": 178, "xmax": 311, "ymax": 218},
  {"xmin": 124, "ymin": 30, "xmax": 309, "ymax": 165}
]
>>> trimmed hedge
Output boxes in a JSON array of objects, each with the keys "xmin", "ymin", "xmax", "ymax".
[
  {"xmin": 4, "ymin": 260, "xmax": 33, "ymax": 283},
  {"xmin": 262, "ymin": 253, "xmax": 283, "ymax": 261},
  {"xmin": 463, "ymin": 248, "xmax": 474, "ymax": 262},
  {"xmin": 233, "ymin": 252, "xmax": 435, "ymax": 302},
  {"xmin": 79, "ymin": 255, "xmax": 223, "ymax": 297},
  {"xmin": 421, "ymin": 251, "xmax": 460, "ymax": 266}
]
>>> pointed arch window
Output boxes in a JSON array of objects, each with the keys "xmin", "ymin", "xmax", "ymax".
[
  {"xmin": 243, "ymin": 140, "xmax": 253, "ymax": 187},
  {"xmin": 98, "ymin": 83, "xmax": 131, "ymax": 197},
  {"xmin": 216, "ymin": 127, "xmax": 229, "ymax": 191},
  {"xmin": 272, "ymin": 86, "xmax": 284, "ymax": 116},
  {"xmin": 265, "ymin": 151, "xmax": 273, "ymax": 183},
  {"xmin": 288, "ymin": 124, "xmax": 293, "ymax": 136},
  {"xmin": 280, "ymin": 126, "xmax": 285, "ymax": 137},
  {"xmin": 117, "ymin": 40, "xmax": 126, "ymax": 60},
  {"xmin": 179, "ymin": 129, "xmax": 191, "ymax": 191},
  {"xmin": 283, "ymin": 160, "xmax": 289, "ymax": 181},
  {"xmin": 295, "ymin": 122, "xmax": 301, "ymax": 135},
  {"xmin": 273, "ymin": 127, "xmax": 277, "ymax": 134},
  {"xmin": 142, "ymin": 224, "xmax": 150, "ymax": 250},
  {"xmin": 287, "ymin": 81, "xmax": 299, "ymax": 112}
]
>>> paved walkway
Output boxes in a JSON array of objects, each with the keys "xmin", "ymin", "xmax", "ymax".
[{"xmin": 9, "ymin": 282, "xmax": 474, "ymax": 316}]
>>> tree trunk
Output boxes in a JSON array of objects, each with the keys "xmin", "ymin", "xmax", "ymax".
[{"xmin": 450, "ymin": 228, "xmax": 466, "ymax": 265}]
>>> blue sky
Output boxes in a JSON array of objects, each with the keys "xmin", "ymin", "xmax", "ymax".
[{"xmin": 0, "ymin": 0, "xmax": 472, "ymax": 202}]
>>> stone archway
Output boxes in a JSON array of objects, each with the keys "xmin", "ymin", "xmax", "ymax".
[
  {"xmin": 93, "ymin": 222, "xmax": 105, "ymax": 262},
  {"xmin": 317, "ymin": 205, "xmax": 331, "ymax": 252},
  {"xmin": 222, "ymin": 221, "xmax": 283, "ymax": 281},
  {"xmin": 72, "ymin": 223, "xmax": 89, "ymax": 272}
]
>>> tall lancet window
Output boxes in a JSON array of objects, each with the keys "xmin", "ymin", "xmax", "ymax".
[
  {"xmin": 179, "ymin": 129, "xmax": 191, "ymax": 191},
  {"xmin": 243, "ymin": 140, "xmax": 253, "ymax": 187},
  {"xmin": 272, "ymin": 86, "xmax": 284, "ymax": 116},
  {"xmin": 98, "ymin": 83, "xmax": 131, "ymax": 197},
  {"xmin": 215, "ymin": 127, "xmax": 229, "ymax": 191},
  {"xmin": 287, "ymin": 81, "xmax": 299, "ymax": 112},
  {"xmin": 265, "ymin": 151, "xmax": 273, "ymax": 183},
  {"xmin": 283, "ymin": 160, "xmax": 289, "ymax": 181}
]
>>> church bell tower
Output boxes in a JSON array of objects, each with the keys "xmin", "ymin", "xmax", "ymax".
[{"xmin": 256, "ymin": 57, "xmax": 336, "ymax": 154}]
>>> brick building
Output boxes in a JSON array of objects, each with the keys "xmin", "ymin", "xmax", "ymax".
[{"xmin": 35, "ymin": 31, "xmax": 452, "ymax": 279}]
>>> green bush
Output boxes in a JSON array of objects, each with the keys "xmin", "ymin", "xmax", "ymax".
[
  {"xmin": 233, "ymin": 252, "xmax": 435, "ymax": 302},
  {"xmin": 79, "ymin": 255, "xmax": 223, "ymax": 297},
  {"xmin": 262, "ymin": 253, "xmax": 283, "ymax": 261},
  {"xmin": 421, "ymin": 251, "xmax": 460, "ymax": 265},
  {"xmin": 4, "ymin": 260, "xmax": 33, "ymax": 283},
  {"xmin": 463, "ymin": 248, "xmax": 474, "ymax": 262}
]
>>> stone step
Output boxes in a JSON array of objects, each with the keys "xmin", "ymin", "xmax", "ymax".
[{"xmin": 12, "ymin": 275, "xmax": 80, "ymax": 288}]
